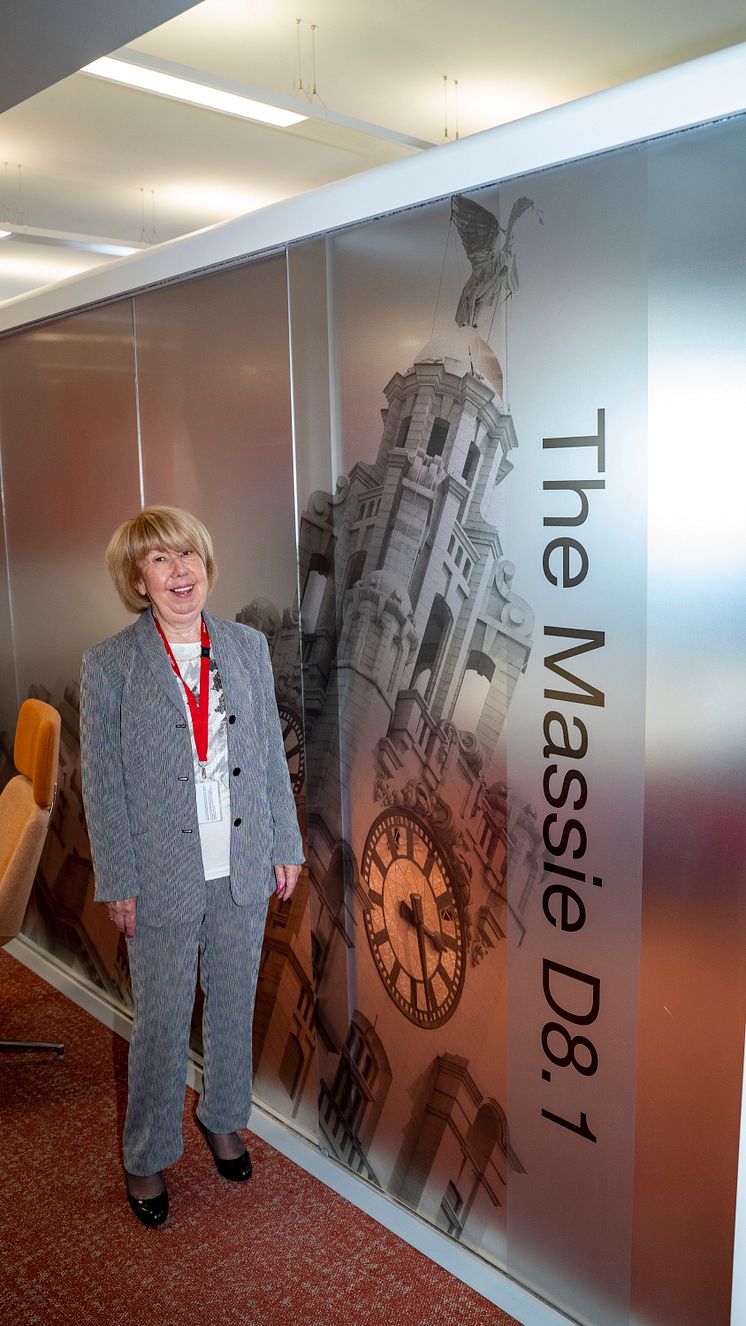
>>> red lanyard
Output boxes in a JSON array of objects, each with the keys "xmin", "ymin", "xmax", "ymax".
[{"xmin": 154, "ymin": 614, "xmax": 211, "ymax": 772}]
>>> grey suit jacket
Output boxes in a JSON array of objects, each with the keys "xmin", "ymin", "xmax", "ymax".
[{"xmin": 80, "ymin": 610, "xmax": 304, "ymax": 926}]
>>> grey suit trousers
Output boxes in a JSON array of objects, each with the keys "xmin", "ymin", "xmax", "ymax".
[{"xmin": 123, "ymin": 877, "xmax": 268, "ymax": 1175}]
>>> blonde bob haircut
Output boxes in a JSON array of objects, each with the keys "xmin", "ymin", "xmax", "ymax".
[{"xmin": 106, "ymin": 505, "xmax": 218, "ymax": 614}]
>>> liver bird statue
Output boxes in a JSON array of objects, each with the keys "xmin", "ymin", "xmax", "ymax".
[{"xmin": 452, "ymin": 193, "xmax": 539, "ymax": 329}]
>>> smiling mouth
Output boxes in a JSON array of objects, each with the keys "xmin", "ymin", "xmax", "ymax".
[{"xmin": 170, "ymin": 584, "xmax": 194, "ymax": 596}]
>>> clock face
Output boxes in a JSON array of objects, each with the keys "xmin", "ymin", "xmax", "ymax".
[
  {"xmin": 362, "ymin": 810, "xmax": 466, "ymax": 1028},
  {"xmin": 278, "ymin": 706, "xmax": 305, "ymax": 794}
]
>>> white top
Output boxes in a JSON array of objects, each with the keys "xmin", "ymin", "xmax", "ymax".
[{"xmin": 170, "ymin": 641, "xmax": 231, "ymax": 881}]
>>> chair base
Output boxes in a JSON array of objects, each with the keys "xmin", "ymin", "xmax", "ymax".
[{"xmin": 0, "ymin": 1039, "xmax": 64, "ymax": 1056}]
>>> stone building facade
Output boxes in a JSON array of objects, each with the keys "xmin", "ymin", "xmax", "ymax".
[{"xmin": 258, "ymin": 321, "xmax": 543, "ymax": 1257}]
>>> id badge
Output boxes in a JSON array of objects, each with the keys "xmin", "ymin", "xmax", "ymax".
[{"xmin": 196, "ymin": 779, "xmax": 222, "ymax": 825}]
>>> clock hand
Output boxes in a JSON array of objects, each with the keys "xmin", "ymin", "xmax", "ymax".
[
  {"xmin": 409, "ymin": 893, "xmax": 434, "ymax": 1012},
  {"xmin": 399, "ymin": 897, "xmax": 446, "ymax": 952}
]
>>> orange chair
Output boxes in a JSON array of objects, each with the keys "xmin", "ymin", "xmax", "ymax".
[{"xmin": 0, "ymin": 698, "xmax": 62, "ymax": 1055}]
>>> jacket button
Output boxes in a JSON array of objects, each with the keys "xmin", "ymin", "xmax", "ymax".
[
  {"xmin": 176, "ymin": 720, "xmax": 187, "ymax": 729},
  {"xmin": 228, "ymin": 714, "xmax": 236, "ymax": 724},
  {"xmin": 178, "ymin": 775, "xmax": 189, "ymax": 782},
  {"xmin": 233, "ymin": 817, "xmax": 242, "ymax": 827},
  {"xmin": 182, "ymin": 828, "xmax": 193, "ymax": 834},
  {"xmin": 233, "ymin": 767, "xmax": 241, "ymax": 777}
]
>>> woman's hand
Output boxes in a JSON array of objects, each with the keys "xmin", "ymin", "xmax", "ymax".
[
  {"xmin": 105, "ymin": 897, "xmax": 137, "ymax": 938},
  {"xmin": 273, "ymin": 865, "xmax": 302, "ymax": 903}
]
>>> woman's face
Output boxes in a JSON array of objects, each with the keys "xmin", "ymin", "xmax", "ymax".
[{"xmin": 136, "ymin": 545, "xmax": 209, "ymax": 634}]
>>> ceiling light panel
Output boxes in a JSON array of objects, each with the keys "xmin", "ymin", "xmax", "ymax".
[
  {"xmin": 82, "ymin": 56, "xmax": 306, "ymax": 127},
  {"xmin": 0, "ymin": 224, "xmax": 144, "ymax": 257},
  {"xmin": 0, "ymin": 249, "xmax": 100, "ymax": 283}
]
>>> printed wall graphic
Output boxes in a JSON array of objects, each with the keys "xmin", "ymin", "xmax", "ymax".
[
  {"xmin": 281, "ymin": 119, "xmax": 742, "ymax": 1326},
  {"xmin": 287, "ymin": 188, "xmax": 543, "ymax": 1264}
]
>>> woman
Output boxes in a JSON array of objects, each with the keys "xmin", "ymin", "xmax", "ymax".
[{"xmin": 80, "ymin": 505, "xmax": 303, "ymax": 1227}]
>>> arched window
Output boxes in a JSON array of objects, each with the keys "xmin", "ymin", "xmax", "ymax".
[
  {"xmin": 301, "ymin": 553, "xmax": 330, "ymax": 633},
  {"xmin": 426, "ymin": 416, "xmax": 449, "ymax": 458},
  {"xmin": 321, "ymin": 841, "xmax": 357, "ymax": 914},
  {"xmin": 321, "ymin": 1011, "xmax": 392, "ymax": 1155},
  {"xmin": 279, "ymin": 1033, "xmax": 305, "ymax": 1100},
  {"xmin": 411, "ymin": 595, "xmax": 451, "ymax": 699},
  {"xmin": 451, "ymin": 649, "xmax": 495, "ymax": 731},
  {"xmin": 462, "ymin": 441, "xmax": 480, "ymax": 487},
  {"xmin": 396, "ymin": 414, "xmax": 412, "ymax": 448},
  {"xmin": 343, "ymin": 549, "xmax": 367, "ymax": 596},
  {"xmin": 437, "ymin": 1180, "xmax": 465, "ymax": 1238},
  {"xmin": 466, "ymin": 1101, "xmax": 508, "ymax": 1170}
]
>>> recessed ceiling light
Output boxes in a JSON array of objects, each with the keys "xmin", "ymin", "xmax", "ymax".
[
  {"xmin": 0, "ymin": 253, "xmax": 96, "ymax": 282},
  {"xmin": 70, "ymin": 240, "xmax": 143, "ymax": 257},
  {"xmin": 82, "ymin": 56, "xmax": 307, "ymax": 129},
  {"xmin": 0, "ymin": 224, "xmax": 146, "ymax": 257}
]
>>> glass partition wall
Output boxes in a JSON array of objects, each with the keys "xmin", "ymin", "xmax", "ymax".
[{"xmin": 0, "ymin": 115, "xmax": 743, "ymax": 1326}]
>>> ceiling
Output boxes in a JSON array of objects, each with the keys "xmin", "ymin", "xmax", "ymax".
[{"xmin": 1, "ymin": 0, "xmax": 746, "ymax": 306}]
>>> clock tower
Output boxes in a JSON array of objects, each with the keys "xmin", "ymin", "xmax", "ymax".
[
  {"xmin": 251, "ymin": 193, "xmax": 544, "ymax": 1255},
  {"xmin": 293, "ymin": 312, "xmax": 541, "ymax": 1252}
]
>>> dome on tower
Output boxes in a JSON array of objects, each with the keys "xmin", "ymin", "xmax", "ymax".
[{"xmin": 411, "ymin": 325, "xmax": 503, "ymax": 398}]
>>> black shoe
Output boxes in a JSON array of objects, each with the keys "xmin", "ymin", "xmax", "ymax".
[
  {"xmin": 197, "ymin": 1118, "xmax": 252, "ymax": 1182},
  {"xmin": 126, "ymin": 1180, "xmax": 169, "ymax": 1227}
]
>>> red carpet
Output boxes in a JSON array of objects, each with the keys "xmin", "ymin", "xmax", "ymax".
[{"xmin": 0, "ymin": 950, "xmax": 523, "ymax": 1326}]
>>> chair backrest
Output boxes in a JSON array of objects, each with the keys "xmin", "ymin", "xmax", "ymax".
[
  {"xmin": 14, "ymin": 698, "xmax": 60, "ymax": 810},
  {"xmin": 0, "ymin": 699, "xmax": 61, "ymax": 945}
]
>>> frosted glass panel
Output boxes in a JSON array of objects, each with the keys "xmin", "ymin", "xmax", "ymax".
[
  {"xmin": 134, "ymin": 258, "xmax": 296, "ymax": 621},
  {"xmin": 0, "ymin": 303, "xmax": 140, "ymax": 695},
  {"xmin": 0, "ymin": 301, "xmax": 140, "ymax": 994},
  {"xmin": 0, "ymin": 502, "xmax": 17, "ymax": 739},
  {"xmin": 631, "ymin": 117, "xmax": 746, "ymax": 1326}
]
